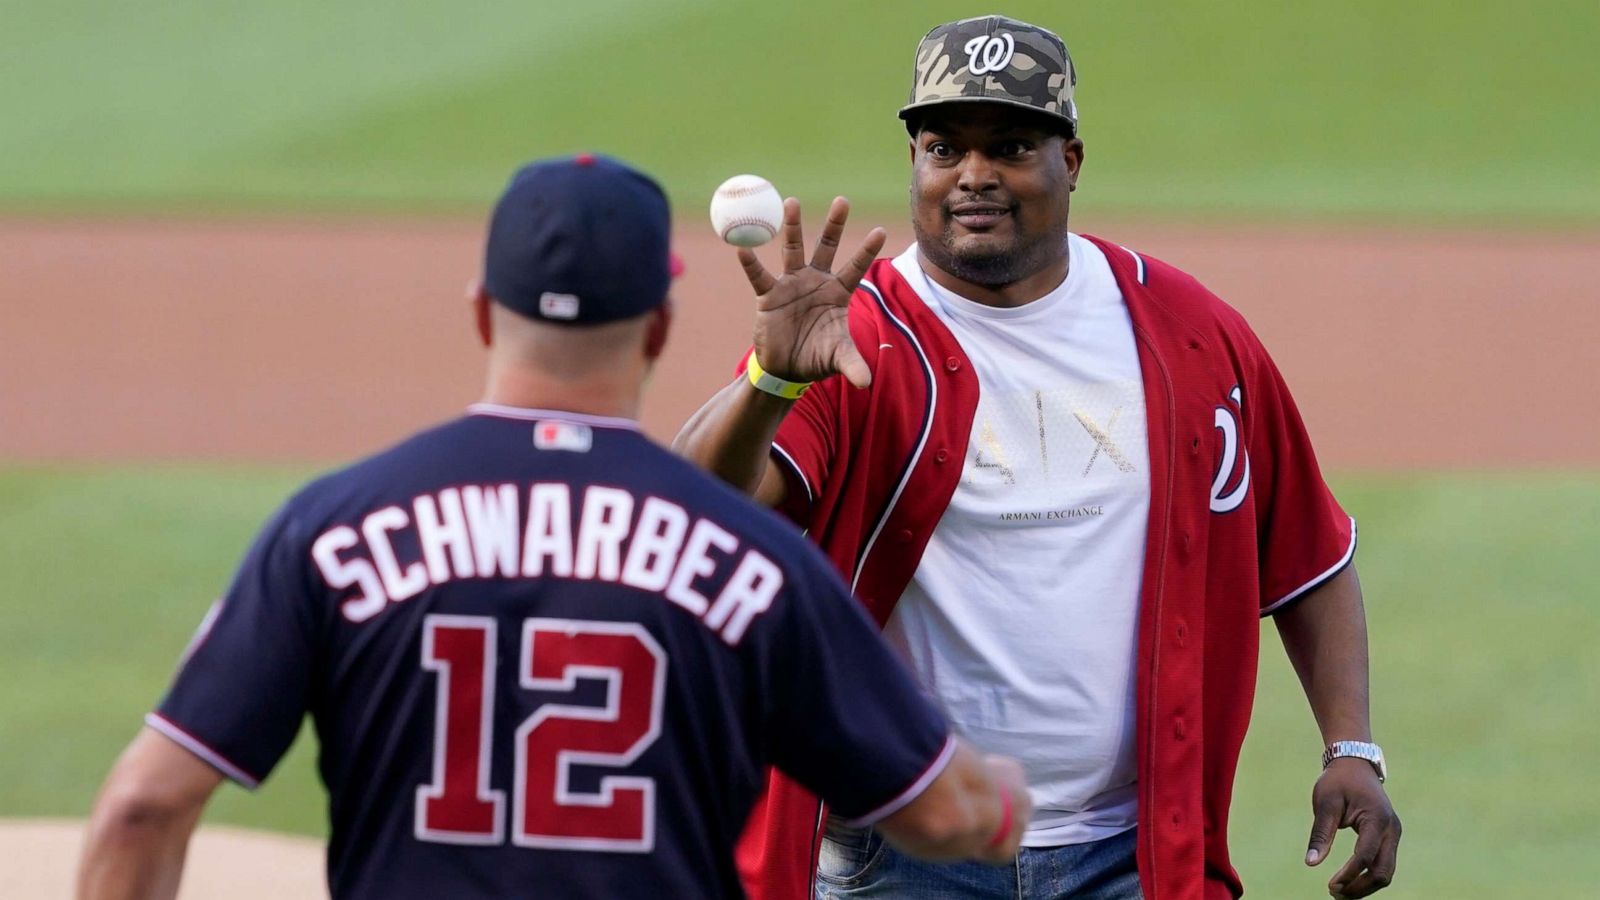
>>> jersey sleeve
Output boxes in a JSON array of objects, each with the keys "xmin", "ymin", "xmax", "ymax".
[
  {"xmin": 1244, "ymin": 343, "xmax": 1357, "ymax": 615},
  {"xmin": 748, "ymin": 542, "xmax": 953, "ymax": 826},
  {"xmin": 732, "ymin": 350, "xmax": 842, "ymax": 529},
  {"xmin": 147, "ymin": 503, "xmax": 321, "ymax": 788}
]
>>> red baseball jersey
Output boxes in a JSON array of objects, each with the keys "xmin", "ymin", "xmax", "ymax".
[{"xmin": 734, "ymin": 236, "xmax": 1355, "ymax": 900}]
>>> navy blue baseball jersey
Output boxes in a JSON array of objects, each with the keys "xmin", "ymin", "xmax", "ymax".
[{"xmin": 150, "ymin": 404, "xmax": 952, "ymax": 899}]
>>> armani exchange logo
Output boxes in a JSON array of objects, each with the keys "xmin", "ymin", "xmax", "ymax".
[
  {"xmin": 971, "ymin": 390, "xmax": 1138, "ymax": 487},
  {"xmin": 999, "ymin": 505, "xmax": 1104, "ymax": 522}
]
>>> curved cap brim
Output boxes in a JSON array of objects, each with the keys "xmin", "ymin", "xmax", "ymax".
[{"xmin": 898, "ymin": 96, "xmax": 1077, "ymax": 134}]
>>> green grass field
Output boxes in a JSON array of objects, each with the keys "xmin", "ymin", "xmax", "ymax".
[
  {"xmin": 4, "ymin": 1, "xmax": 1597, "ymax": 895},
  {"xmin": 2, "ymin": 466, "xmax": 1596, "ymax": 895},
  {"xmin": 3, "ymin": 1, "xmax": 1597, "ymax": 221}
]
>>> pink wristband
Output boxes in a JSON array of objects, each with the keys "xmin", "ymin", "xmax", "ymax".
[{"xmin": 984, "ymin": 787, "xmax": 1014, "ymax": 851}]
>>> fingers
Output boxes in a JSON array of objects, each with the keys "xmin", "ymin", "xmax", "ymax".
[
  {"xmin": 780, "ymin": 197, "xmax": 806, "ymax": 274},
  {"xmin": 738, "ymin": 248, "xmax": 777, "ymax": 296},
  {"xmin": 976, "ymin": 754, "xmax": 1029, "ymax": 863},
  {"xmin": 834, "ymin": 340, "xmax": 873, "ymax": 391},
  {"xmin": 810, "ymin": 196, "xmax": 850, "ymax": 272},
  {"xmin": 1331, "ymin": 815, "xmax": 1401, "ymax": 898},
  {"xmin": 835, "ymin": 227, "xmax": 888, "ymax": 293},
  {"xmin": 1327, "ymin": 820, "xmax": 1384, "ymax": 898},
  {"xmin": 1305, "ymin": 792, "xmax": 1343, "ymax": 866},
  {"xmin": 987, "ymin": 756, "xmax": 1032, "ymax": 835}
]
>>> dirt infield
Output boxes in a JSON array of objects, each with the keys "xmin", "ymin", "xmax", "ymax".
[
  {"xmin": 0, "ymin": 818, "xmax": 325, "ymax": 898},
  {"xmin": 3, "ymin": 218, "xmax": 1596, "ymax": 468}
]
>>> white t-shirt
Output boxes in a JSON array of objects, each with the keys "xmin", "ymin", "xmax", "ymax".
[{"xmin": 883, "ymin": 234, "xmax": 1150, "ymax": 846}]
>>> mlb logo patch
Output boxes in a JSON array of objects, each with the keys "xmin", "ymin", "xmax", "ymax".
[
  {"xmin": 539, "ymin": 291, "xmax": 581, "ymax": 320},
  {"xmin": 534, "ymin": 420, "xmax": 593, "ymax": 452}
]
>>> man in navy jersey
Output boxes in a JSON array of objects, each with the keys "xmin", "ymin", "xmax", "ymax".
[{"xmin": 78, "ymin": 154, "xmax": 1031, "ymax": 900}]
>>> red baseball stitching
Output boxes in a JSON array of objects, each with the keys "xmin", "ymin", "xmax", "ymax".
[
  {"xmin": 719, "ymin": 216, "xmax": 778, "ymax": 239},
  {"xmin": 716, "ymin": 182, "xmax": 775, "ymax": 200}
]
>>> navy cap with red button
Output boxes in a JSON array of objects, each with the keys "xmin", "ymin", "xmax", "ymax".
[{"xmin": 483, "ymin": 153, "xmax": 681, "ymax": 326}]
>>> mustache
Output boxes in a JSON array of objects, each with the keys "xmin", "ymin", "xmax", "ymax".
[{"xmin": 942, "ymin": 193, "xmax": 1016, "ymax": 214}]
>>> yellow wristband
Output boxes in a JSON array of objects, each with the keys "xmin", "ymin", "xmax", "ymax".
[{"xmin": 746, "ymin": 350, "xmax": 811, "ymax": 400}]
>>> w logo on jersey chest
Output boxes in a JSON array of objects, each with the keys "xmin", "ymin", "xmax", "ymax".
[{"xmin": 1210, "ymin": 385, "xmax": 1250, "ymax": 513}]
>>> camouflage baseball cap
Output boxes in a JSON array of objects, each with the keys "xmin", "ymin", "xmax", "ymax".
[{"xmin": 899, "ymin": 15, "xmax": 1077, "ymax": 135}]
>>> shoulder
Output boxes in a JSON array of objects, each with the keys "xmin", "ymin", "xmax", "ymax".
[
  {"xmin": 297, "ymin": 417, "xmax": 465, "ymax": 492},
  {"xmin": 648, "ymin": 444, "xmax": 812, "ymax": 547},
  {"xmin": 280, "ymin": 417, "xmax": 483, "ymax": 532},
  {"xmin": 637, "ymin": 442, "xmax": 844, "ymax": 593}
]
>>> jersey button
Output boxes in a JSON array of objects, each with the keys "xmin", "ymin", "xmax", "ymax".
[
  {"xmin": 1174, "ymin": 717, "xmax": 1187, "ymax": 741},
  {"xmin": 897, "ymin": 528, "xmax": 914, "ymax": 543},
  {"xmin": 1190, "ymin": 436, "xmax": 1201, "ymax": 456},
  {"xmin": 1171, "ymin": 810, "xmax": 1184, "ymax": 827},
  {"xmin": 1175, "ymin": 621, "xmax": 1189, "ymax": 647},
  {"xmin": 934, "ymin": 448, "xmax": 949, "ymax": 464},
  {"xmin": 945, "ymin": 356, "xmax": 961, "ymax": 373}
]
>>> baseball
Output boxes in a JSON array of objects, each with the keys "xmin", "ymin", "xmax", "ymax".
[{"xmin": 709, "ymin": 175, "xmax": 783, "ymax": 247}]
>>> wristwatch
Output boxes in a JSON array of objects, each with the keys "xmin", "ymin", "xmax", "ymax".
[{"xmin": 1323, "ymin": 741, "xmax": 1387, "ymax": 782}]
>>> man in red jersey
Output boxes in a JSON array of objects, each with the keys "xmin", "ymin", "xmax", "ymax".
[{"xmin": 677, "ymin": 15, "xmax": 1400, "ymax": 900}]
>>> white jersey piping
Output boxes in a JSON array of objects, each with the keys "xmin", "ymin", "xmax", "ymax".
[
  {"xmin": 145, "ymin": 712, "xmax": 261, "ymax": 789},
  {"xmin": 466, "ymin": 403, "xmax": 640, "ymax": 431},
  {"xmin": 851, "ymin": 278, "xmax": 938, "ymax": 592},
  {"xmin": 1260, "ymin": 517, "xmax": 1359, "ymax": 615},
  {"xmin": 770, "ymin": 441, "xmax": 814, "ymax": 503},
  {"xmin": 840, "ymin": 736, "xmax": 958, "ymax": 828}
]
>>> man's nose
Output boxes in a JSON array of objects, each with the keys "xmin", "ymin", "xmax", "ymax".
[{"xmin": 956, "ymin": 151, "xmax": 1000, "ymax": 194}]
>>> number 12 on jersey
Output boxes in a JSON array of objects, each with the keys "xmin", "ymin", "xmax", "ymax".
[{"xmin": 415, "ymin": 614, "xmax": 668, "ymax": 852}]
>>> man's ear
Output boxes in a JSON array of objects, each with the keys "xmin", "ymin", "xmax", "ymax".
[
  {"xmin": 644, "ymin": 300, "xmax": 672, "ymax": 361},
  {"xmin": 1063, "ymin": 136, "xmax": 1085, "ymax": 192},
  {"xmin": 469, "ymin": 280, "xmax": 492, "ymax": 347}
]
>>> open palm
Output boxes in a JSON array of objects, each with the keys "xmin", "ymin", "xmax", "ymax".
[{"xmin": 737, "ymin": 197, "xmax": 886, "ymax": 389}]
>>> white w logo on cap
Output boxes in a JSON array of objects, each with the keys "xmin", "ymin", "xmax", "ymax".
[{"xmin": 964, "ymin": 33, "xmax": 1015, "ymax": 75}]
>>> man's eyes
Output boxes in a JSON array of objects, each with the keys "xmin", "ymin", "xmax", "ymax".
[{"xmin": 923, "ymin": 139, "xmax": 1034, "ymax": 159}]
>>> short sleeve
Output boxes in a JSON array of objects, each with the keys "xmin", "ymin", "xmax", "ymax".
[
  {"xmin": 1244, "ymin": 346, "xmax": 1357, "ymax": 615},
  {"xmin": 747, "ymin": 543, "xmax": 952, "ymax": 826},
  {"xmin": 732, "ymin": 349, "xmax": 842, "ymax": 528},
  {"xmin": 147, "ymin": 504, "xmax": 320, "ymax": 787}
]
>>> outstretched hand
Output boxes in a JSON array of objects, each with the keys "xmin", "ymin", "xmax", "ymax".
[
  {"xmin": 737, "ymin": 196, "xmax": 886, "ymax": 390},
  {"xmin": 1305, "ymin": 759, "xmax": 1402, "ymax": 898}
]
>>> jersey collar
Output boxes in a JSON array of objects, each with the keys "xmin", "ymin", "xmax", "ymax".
[{"xmin": 466, "ymin": 402, "xmax": 641, "ymax": 431}]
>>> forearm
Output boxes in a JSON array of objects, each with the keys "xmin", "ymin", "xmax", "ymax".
[
  {"xmin": 78, "ymin": 797, "xmax": 203, "ymax": 900},
  {"xmin": 875, "ymin": 742, "xmax": 1029, "ymax": 864},
  {"xmin": 1274, "ymin": 564, "xmax": 1372, "ymax": 743},
  {"xmin": 672, "ymin": 376, "xmax": 795, "ymax": 502},
  {"xmin": 78, "ymin": 729, "xmax": 221, "ymax": 900}
]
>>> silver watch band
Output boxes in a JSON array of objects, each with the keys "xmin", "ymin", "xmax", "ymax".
[{"xmin": 1323, "ymin": 741, "xmax": 1387, "ymax": 782}]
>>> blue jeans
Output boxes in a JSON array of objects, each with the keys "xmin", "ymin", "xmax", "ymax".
[{"xmin": 815, "ymin": 823, "xmax": 1142, "ymax": 900}]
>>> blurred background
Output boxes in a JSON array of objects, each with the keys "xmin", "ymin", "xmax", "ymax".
[{"xmin": 3, "ymin": 1, "xmax": 1597, "ymax": 895}]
